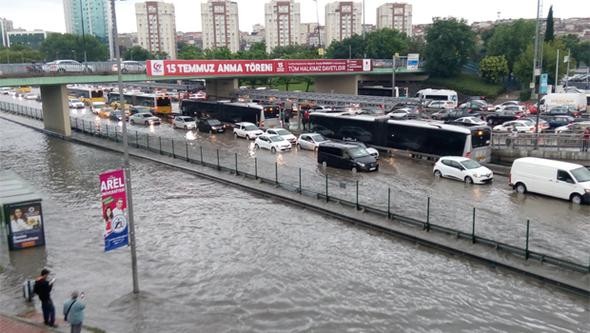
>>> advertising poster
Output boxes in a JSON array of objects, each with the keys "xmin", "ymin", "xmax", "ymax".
[
  {"xmin": 5, "ymin": 201, "xmax": 45, "ymax": 250},
  {"xmin": 407, "ymin": 53, "xmax": 420, "ymax": 70},
  {"xmin": 146, "ymin": 59, "xmax": 371, "ymax": 77},
  {"xmin": 99, "ymin": 169, "xmax": 129, "ymax": 252}
]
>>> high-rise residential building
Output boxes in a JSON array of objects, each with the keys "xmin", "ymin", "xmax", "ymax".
[
  {"xmin": 264, "ymin": 0, "xmax": 301, "ymax": 53},
  {"xmin": 299, "ymin": 22, "xmax": 318, "ymax": 46},
  {"xmin": 0, "ymin": 18, "xmax": 13, "ymax": 48},
  {"xmin": 201, "ymin": 0, "xmax": 240, "ymax": 53},
  {"xmin": 63, "ymin": 0, "xmax": 113, "ymax": 59},
  {"xmin": 325, "ymin": 1, "xmax": 362, "ymax": 48},
  {"xmin": 135, "ymin": 1, "xmax": 177, "ymax": 59},
  {"xmin": 377, "ymin": 3, "xmax": 413, "ymax": 36}
]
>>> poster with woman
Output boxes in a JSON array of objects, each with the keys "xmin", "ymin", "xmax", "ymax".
[
  {"xmin": 99, "ymin": 169, "xmax": 129, "ymax": 252},
  {"xmin": 5, "ymin": 201, "xmax": 45, "ymax": 250}
]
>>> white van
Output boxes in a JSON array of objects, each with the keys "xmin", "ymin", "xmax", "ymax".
[
  {"xmin": 540, "ymin": 93, "xmax": 587, "ymax": 112},
  {"xmin": 510, "ymin": 157, "xmax": 590, "ymax": 204},
  {"xmin": 416, "ymin": 89, "xmax": 458, "ymax": 108}
]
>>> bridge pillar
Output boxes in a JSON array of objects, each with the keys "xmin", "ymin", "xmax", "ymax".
[
  {"xmin": 206, "ymin": 78, "xmax": 239, "ymax": 99},
  {"xmin": 40, "ymin": 85, "xmax": 71, "ymax": 137},
  {"xmin": 314, "ymin": 74, "xmax": 359, "ymax": 95}
]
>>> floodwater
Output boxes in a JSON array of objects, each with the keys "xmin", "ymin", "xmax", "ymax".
[{"xmin": 0, "ymin": 117, "xmax": 588, "ymax": 332}]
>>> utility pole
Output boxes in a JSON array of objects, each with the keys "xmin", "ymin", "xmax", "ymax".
[
  {"xmin": 391, "ymin": 53, "xmax": 398, "ymax": 97},
  {"xmin": 110, "ymin": 0, "xmax": 139, "ymax": 294},
  {"xmin": 565, "ymin": 49, "xmax": 571, "ymax": 88},
  {"xmin": 314, "ymin": 0, "xmax": 321, "ymax": 52},
  {"xmin": 530, "ymin": 0, "xmax": 542, "ymax": 99},
  {"xmin": 79, "ymin": 0, "xmax": 88, "ymax": 63},
  {"xmin": 554, "ymin": 48, "xmax": 559, "ymax": 92}
]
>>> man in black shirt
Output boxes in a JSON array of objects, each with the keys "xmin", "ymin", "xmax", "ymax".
[{"xmin": 33, "ymin": 268, "xmax": 57, "ymax": 327}]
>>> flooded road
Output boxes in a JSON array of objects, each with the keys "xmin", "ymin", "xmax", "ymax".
[{"xmin": 0, "ymin": 116, "xmax": 588, "ymax": 332}]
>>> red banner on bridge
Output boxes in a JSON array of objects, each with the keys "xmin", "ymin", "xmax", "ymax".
[{"xmin": 146, "ymin": 59, "xmax": 372, "ymax": 77}]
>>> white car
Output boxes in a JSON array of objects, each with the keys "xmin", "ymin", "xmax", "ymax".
[
  {"xmin": 254, "ymin": 134, "xmax": 292, "ymax": 153},
  {"xmin": 433, "ymin": 156, "xmax": 493, "ymax": 184},
  {"xmin": 172, "ymin": 116, "xmax": 196, "ymax": 130},
  {"xmin": 427, "ymin": 100, "xmax": 455, "ymax": 109},
  {"xmin": 91, "ymin": 101, "xmax": 107, "ymax": 114},
  {"xmin": 23, "ymin": 93, "xmax": 39, "ymax": 100},
  {"xmin": 296, "ymin": 133, "xmax": 330, "ymax": 151},
  {"xmin": 265, "ymin": 128, "xmax": 297, "ymax": 144},
  {"xmin": 112, "ymin": 61, "xmax": 145, "ymax": 73},
  {"xmin": 493, "ymin": 120, "xmax": 534, "ymax": 133},
  {"xmin": 233, "ymin": 122, "xmax": 263, "ymax": 139},
  {"xmin": 68, "ymin": 99, "xmax": 85, "ymax": 108},
  {"xmin": 129, "ymin": 112, "xmax": 161, "ymax": 126},
  {"xmin": 555, "ymin": 121, "xmax": 590, "ymax": 134},
  {"xmin": 43, "ymin": 60, "xmax": 94, "ymax": 73},
  {"xmin": 454, "ymin": 117, "xmax": 487, "ymax": 126},
  {"xmin": 495, "ymin": 101, "xmax": 523, "ymax": 111}
]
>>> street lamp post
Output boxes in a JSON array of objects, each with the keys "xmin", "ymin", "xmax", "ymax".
[
  {"xmin": 79, "ymin": 0, "xmax": 88, "ymax": 63},
  {"xmin": 314, "ymin": 0, "xmax": 322, "ymax": 50},
  {"xmin": 391, "ymin": 53, "xmax": 398, "ymax": 97},
  {"xmin": 110, "ymin": 0, "xmax": 139, "ymax": 294}
]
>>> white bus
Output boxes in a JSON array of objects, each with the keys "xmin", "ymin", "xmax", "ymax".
[{"xmin": 416, "ymin": 89, "xmax": 458, "ymax": 108}]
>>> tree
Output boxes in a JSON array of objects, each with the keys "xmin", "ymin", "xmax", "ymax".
[
  {"xmin": 0, "ymin": 47, "xmax": 43, "ymax": 63},
  {"xmin": 326, "ymin": 34, "xmax": 366, "ymax": 59},
  {"xmin": 177, "ymin": 42, "xmax": 204, "ymax": 60},
  {"xmin": 203, "ymin": 47, "xmax": 232, "ymax": 59},
  {"xmin": 513, "ymin": 40, "xmax": 571, "ymax": 87},
  {"xmin": 424, "ymin": 18, "xmax": 476, "ymax": 77},
  {"xmin": 486, "ymin": 19, "xmax": 536, "ymax": 72},
  {"xmin": 123, "ymin": 46, "xmax": 153, "ymax": 61},
  {"xmin": 40, "ymin": 33, "xmax": 108, "ymax": 61},
  {"xmin": 235, "ymin": 42, "xmax": 267, "ymax": 59},
  {"xmin": 364, "ymin": 28, "xmax": 409, "ymax": 59},
  {"xmin": 479, "ymin": 55, "xmax": 509, "ymax": 83},
  {"xmin": 544, "ymin": 6, "xmax": 554, "ymax": 42}
]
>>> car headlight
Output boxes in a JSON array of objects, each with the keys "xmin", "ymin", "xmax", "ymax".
[
  {"xmin": 473, "ymin": 173, "xmax": 479, "ymax": 177},
  {"xmin": 585, "ymin": 189, "xmax": 590, "ymax": 193},
  {"xmin": 357, "ymin": 162, "xmax": 366, "ymax": 167}
]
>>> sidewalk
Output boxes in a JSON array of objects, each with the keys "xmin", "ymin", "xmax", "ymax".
[{"xmin": 0, "ymin": 313, "xmax": 58, "ymax": 333}]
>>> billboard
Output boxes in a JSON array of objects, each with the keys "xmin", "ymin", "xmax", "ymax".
[
  {"xmin": 99, "ymin": 169, "xmax": 129, "ymax": 252},
  {"xmin": 539, "ymin": 73, "xmax": 548, "ymax": 94},
  {"xmin": 4, "ymin": 201, "xmax": 45, "ymax": 250},
  {"xmin": 407, "ymin": 53, "xmax": 420, "ymax": 70},
  {"xmin": 146, "ymin": 59, "xmax": 372, "ymax": 77}
]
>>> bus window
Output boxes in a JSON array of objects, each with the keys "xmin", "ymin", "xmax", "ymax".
[
  {"xmin": 91, "ymin": 90, "xmax": 104, "ymax": 99},
  {"xmin": 471, "ymin": 128, "xmax": 491, "ymax": 148},
  {"xmin": 263, "ymin": 106, "xmax": 279, "ymax": 119},
  {"xmin": 157, "ymin": 97, "xmax": 171, "ymax": 107}
]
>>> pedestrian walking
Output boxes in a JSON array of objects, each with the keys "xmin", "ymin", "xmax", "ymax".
[
  {"xmin": 582, "ymin": 127, "xmax": 590, "ymax": 152},
  {"xmin": 302, "ymin": 109, "xmax": 310, "ymax": 131},
  {"xmin": 33, "ymin": 268, "xmax": 57, "ymax": 327},
  {"xmin": 63, "ymin": 291, "xmax": 86, "ymax": 333}
]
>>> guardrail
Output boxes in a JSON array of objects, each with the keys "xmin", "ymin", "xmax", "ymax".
[
  {"xmin": 1, "ymin": 100, "xmax": 588, "ymax": 275},
  {"xmin": 238, "ymin": 89, "xmax": 420, "ymax": 109},
  {"xmin": 492, "ymin": 132, "xmax": 590, "ymax": 151}
]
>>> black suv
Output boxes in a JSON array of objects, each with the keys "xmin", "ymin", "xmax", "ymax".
[{"xmin": 317, "ymin": 142, "xmax": 378, "ymax": 172}]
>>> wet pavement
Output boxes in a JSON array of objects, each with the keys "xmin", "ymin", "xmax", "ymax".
[{"xmin": 0, "ymin": 111, "xmax": 588, "ymax": 332}]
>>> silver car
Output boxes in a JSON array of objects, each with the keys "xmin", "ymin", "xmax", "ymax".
[
  {"xmin": 296, "ymin": 133, "xmax": 329, "ymax": 151},
  {"xmin": 43, "ymin": 60, "xmax": 94, "ymax": 73},
  {"xmin": 112, "ymin": 61, "xmax": 146, "ymax": 73}
]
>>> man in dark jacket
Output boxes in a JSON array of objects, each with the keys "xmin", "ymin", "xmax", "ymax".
[{"xmin": 33, "ymin": 268, "xmax": 57, "ymax": 327}]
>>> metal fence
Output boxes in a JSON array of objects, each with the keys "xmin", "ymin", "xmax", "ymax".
[
  {"xmin": 0, "ymin": 61, "xmax": 142, "ymax": 77},
  {"xmin": 492, "ymin": 132, "xmax": 590, "ymax": 151},
  {"xmin": 0, "ymin": 102, "xmax": 589, "ymax": 274}
]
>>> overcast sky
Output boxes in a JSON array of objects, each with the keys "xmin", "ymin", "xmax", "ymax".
[{"xmin": 2, "ymin": 0, "xmax": 589, "ymax": 33}]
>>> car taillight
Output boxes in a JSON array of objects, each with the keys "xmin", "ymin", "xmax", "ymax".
[{"xmin": 465, "ymin": 151, "xmax": 471, "ymax": 158}]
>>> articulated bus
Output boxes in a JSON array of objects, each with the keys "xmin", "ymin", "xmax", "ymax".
[
  {"xmin": 107, "ymin": 92, "xmax": 172, "ymax": 115},
  {"xmin": 309, "ymin": 112, "xmax": 492, "ymax": 162},
  {"xmin": 180, "ymin": 100, "xmax": 280, "ymax": 128},
  {"xmin": 67, "ymin": 86, "xmax": 106, "ymax": 104}
]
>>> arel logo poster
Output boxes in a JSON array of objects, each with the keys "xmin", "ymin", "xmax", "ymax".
[{"xmin": 99, "ymin": 169, "xmax": 129, "ymax": 252}]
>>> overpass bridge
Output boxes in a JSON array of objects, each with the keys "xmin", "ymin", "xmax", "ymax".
[{"xmin": 0, "ymin": 58, "xmax": 426, "ymax": 136}]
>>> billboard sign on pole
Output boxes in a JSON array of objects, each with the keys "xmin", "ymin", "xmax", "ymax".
[
  {"xmin": 539, "ymin": 73, "xmax": 548, "ymax": 94},
  {"xmin": 407, "ymin": 53, "xmax": 420, "ymax": 70},
  {"xmin": 99, "ymin": 169, "xmax": 129, "ymax": 252}
]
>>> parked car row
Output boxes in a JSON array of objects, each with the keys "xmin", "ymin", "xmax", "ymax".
[{"xmin": 40, "ymin": 60, "xmax": 146, "ymax": 74}]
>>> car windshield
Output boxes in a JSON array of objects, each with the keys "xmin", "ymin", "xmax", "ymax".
[
  {"xmin": 308, "ymin": 134, "xmax": 326, "ymax": 142},
  {"xmin": 571, "ymin": 167, "xmax": 590, "ymax": 183},
  {"xmin": 268, "ymin": 136, "xmax": 284, "ymax": 142},
  {"xmin": 71, "ymin": 99, "xmax": 81, "ymax": 103},
  {"xmin": 208, "ymin": 119, "xmax": 221, "ymax": 126},
  {"xmin": 245, "ymin": 125, "xmax": 258, "ymax": 131},
  {"xmin": 348, "ymin": 147, "xmax": 370, "ymax": 158},
  {"xmin": 461, "ymin": 159, "xmax": 481, "ymax": 169},
  {"xmin": 182, "ymin": 117, "xmax": 194, "ymax": 121}
]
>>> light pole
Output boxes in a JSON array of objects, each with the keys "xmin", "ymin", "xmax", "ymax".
[
  {"xmin": 110, "ymin": 0, "xmax": 139, "ymax": 294},
  {"xmin": 530, "ymin": 0, "xmax": 541, "ymax": 99},
  {"xmin": 391, "ymin": 53, "xmax": 398, "ymax": 97},
  {"xmin": 555, "ymin": 48, "xmax": 559, "ymax": 92},
  {"xmin": 79, "ymin": 0, "xmax": 88, "ymax": 63},
  {"xmin": 314, "ymin": 0, "xmax": 322, "ymax": 50}
]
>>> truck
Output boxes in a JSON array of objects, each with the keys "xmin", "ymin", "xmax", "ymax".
[{"xmin": 540, "ymin": 93, "xmax": 587, "ymax": 112}]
